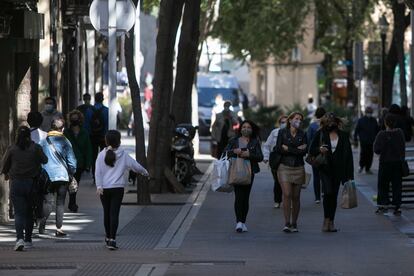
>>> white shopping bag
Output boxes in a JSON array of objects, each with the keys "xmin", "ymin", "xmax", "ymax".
[{"xmin": 210, "ymin": 155, "xmax": 233, "ymax": 192}]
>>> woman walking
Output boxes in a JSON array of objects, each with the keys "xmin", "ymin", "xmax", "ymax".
[
  {"xmin": 309, "ymin": 113, "xmax": 354, "ymax": 232},
  {"xmin": 225, "ymin": 120, "xmax": 263, "ymax": 233},
  {"xmin": 373, "ymin": 114, "xmax": 405, "ymax": 215},
  {"xmin": 64, "ymin": 110, "xmax": 93, "ymax": 212},
  {"xmin": 39, "ymin": 118, "xmax": 77, "ymax": 237},
  {"xmin": 263, "ymin": 115, "xmax": 288, "ymax": 208},
  {"xmin": 275, "ymin": 112, "xmax": 307, "ymax": 233},
  {"xmin": 95, "ymin": 130, "xmax": 149, "ymax": 250},
  {"xmin": 1, "ymin": 126, "xmax": 48, "ymax": 251}
]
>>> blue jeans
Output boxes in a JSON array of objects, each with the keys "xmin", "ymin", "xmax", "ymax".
[
  {"xmin": 10, "ymin": 179, "xmax": 34, "ymax": 241},
  {"xmin": 42, "ymin": 182, "xmax": 67, "ymax": 229}
]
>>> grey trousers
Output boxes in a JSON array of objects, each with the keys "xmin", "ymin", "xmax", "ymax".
[{"xmin": 41, "ymin": 182, "xmax": 67, "ymax": 229}]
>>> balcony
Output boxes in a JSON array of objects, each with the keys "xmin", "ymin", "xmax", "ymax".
[{"xmin": 64, "ymin": 0, "xmax": 93, "ymax": 16}]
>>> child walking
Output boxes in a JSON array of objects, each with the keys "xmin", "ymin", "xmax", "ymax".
[{"xmin": 95, "ymin": 130, "xmax": 149, "ymax": 250}]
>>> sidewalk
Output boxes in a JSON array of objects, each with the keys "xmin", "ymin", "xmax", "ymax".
[{"xmin": 0, "ymin": 142, "xmax": 413, "ymax": 275}]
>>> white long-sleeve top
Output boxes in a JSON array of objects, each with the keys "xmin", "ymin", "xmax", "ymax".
[
  {"xmin": 95, "ymin": 148, "xmax": 148, "ymax": 189},
  {"xmin": 262, "ymin": 128, "xmax": 281, "ymax": 161}
]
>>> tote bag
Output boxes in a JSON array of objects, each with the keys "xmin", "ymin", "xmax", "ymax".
[
  {"xmin": 210, "ymin": 155, "xmax": 233, "ymax": 192},
  {"xmin": 341, "ymin": 180, "xmax": 358, "ymax": 209},
  {"xmin": 228, "ymin": 157, "xmax": 252, "ymax": 185}
]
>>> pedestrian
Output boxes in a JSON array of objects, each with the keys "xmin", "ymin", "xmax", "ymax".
[
  {"xmin": 306, "ymin": 97, "xmax": 317, "ymax": 119},
  {"xmin": 225, "ymin": 120, "xmax": 263, "ymax": 233},
  {"xmin": 354, "ymin": 106, "xmax": 379, "ymax": 174},
  {"xmin": 76, "ymin": 93, "xmax": 94, "ymax": 134},
  {"xmin": 40, "ymin": 97, "xmax": 63, "ymax": 132},
  {"xmin": 27, "ymin": 111, "xmax": 47, "ymax": 143},
  {"xmin": 38, "ymin": 118, "xmax": 77, "ymax": 236},
  {"xmin": 211, "ymin": 101, "xmax": 238, "ymax": 158},
  {"xmin": 309, "ymin": 113, "xmax": 354, "ymax": 232},
  {"xmin": 263, "ymin": 115, "xmax": 288, "ymax": 208},
  {"xmin": 90, "ymin": 92, "xmax": 109, "ymax": 180},
  {"xmin": 64, "ymin": 110, "xmax": 93, "ymax": 212},
  {"xmin": 1, "ymin": 126, "xmax": 48, "ymax": 251},
  {"xmin": 307, "ymin": 107, "xmax": 326, "ymax": 204},
  {"xmin": 95, "ymin": 130, "xmax": 149, "ymax": 250},
  {"xmin": 373, "ymin": 113, "xmax": 405, "ymax": 215},
  {"xmin": 275, "ymin": 112, "xmax": 307, "ymax": 233}
]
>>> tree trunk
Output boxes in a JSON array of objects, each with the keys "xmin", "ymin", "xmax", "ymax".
[
  {"xmin": 172, "ymin": 0, "xmax": 201, "ymax": 124},
  {"xmin": 384, "ymin": 2, "xmax": 410, "ymax": 107},
  {"xmin": 148, "ymin": 0, "xmax": 184, "ymax": 193},
  {"xmin": 345, "ymin": 40, "xmax": 356, "ymax": 108},
  {"xmin": 125, "ymin": 0, "xmax": 151, "ymax": 204}
]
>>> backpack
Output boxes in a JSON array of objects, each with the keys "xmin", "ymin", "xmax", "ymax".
[{"xmin": 90, "ymin": 107, "xmax": 104, "ymax": 137}]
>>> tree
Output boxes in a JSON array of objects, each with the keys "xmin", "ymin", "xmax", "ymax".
[
  {"xmin": 125, "ymin": 0, "xmax": 151, "ymax": 204},
  {"xmin": 172, "ymin": 0, "xmax": 201, "ymax": 124},
  {"xmin": 314, "ymin": 0, "xmax": 376, "ymax": 106},
  {"xmin": 212, "ymin": 0, "xmax": 310, "ymax": 62},
  {"xmin": 383, "ymin": 0, "xmax": 410, "ymax": 107},
  {"xmin": 147, "ymin": 0, "xmax": 185, "ymax": 192}
]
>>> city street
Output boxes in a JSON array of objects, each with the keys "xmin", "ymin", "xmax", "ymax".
[{"xmin": 0, "ymin": 133, "xmax": 413, "ymax": 275}]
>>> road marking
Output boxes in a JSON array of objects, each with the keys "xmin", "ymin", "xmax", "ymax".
[
  {"xmin": 155, "ymin": 163, "xmax": 213, "ymax": 249},
  {"xmin": 135, "ymin": 264, "xmax": 169, "ymax": 276}
]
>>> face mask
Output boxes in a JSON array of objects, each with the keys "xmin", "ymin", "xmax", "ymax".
[
  {"xmin": 326, "ymin": 124, "xmax": 338, "ymax": 131},
  {"xmin": 223, "ymin": 106, "xmax": 230, "ymax": 112},
  {"xmin": 280, "ymin": 123, "xmax": 287, "ymax": 129},
  {"xmin": 70, "ymin": 120, "xmax": 80, "ymax": 126},
  {"xmin": 45, "ymin": 104, "xmax": 54, "ymax": 113},
  {"xmin": 291, "ymin": 121, "xmax": 301, "ymax": 129},
  {"xmin": 241, "ymin": 128, "xmax": 252, "ymax": 137}
]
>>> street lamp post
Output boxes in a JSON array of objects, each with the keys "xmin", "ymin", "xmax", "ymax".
[{"xmin": 379, "ymin": 14, "xmax": 389, "ymax": 109}]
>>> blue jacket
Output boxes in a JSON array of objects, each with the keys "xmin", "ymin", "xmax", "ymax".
[
  {"xmin": 39, "ymin": 131, "xmax": 77, "ymax": 182},
  {"xmin": 93, "ymin": 103, "xmax": 109, "ymax": 136},
  {"xmin": 307, "ymin": 120, "xmax": 320, "ymax": 146}
]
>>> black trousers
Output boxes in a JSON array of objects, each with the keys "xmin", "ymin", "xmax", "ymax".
[
  {"xmin": 100, "ymin": 187, "xmax": 124, "ymax": 240},
  {"xmin": 234, "ymin": 175, "xmax": 254, "ymax": 223},
  {"xmin": 320, "ymin": 173, "xmax": 340, "ymax": 220},
  {"xmin": 377, "ymin": 161, "xmax": 402, "ymax": 207},
  {"xmin": 312, "ymin": 166, "xmax": 322, "ymax": 201},
  {"xmin": 359, "ymin": 142, "xmax": 374, "ymax": 171},
  {"xmin": 271, "ymin": 168, "xmax": 282, "ymax": 203}
]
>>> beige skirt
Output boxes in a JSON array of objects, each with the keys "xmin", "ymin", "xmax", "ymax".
[{"xmin": 277, "ymin": 164, "xmax": 305, "ymax": 185}]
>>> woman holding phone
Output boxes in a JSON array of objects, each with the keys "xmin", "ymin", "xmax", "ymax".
[{"xmin": 309, "ymin": 113, "xmax": 354, "ymax": 232}]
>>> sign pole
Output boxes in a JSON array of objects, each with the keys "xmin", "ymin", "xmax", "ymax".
[{"xmin": 108, "ymin": 0, "xmax": 117, "ymax": 130}]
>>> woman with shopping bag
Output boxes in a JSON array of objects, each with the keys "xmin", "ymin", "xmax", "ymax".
[
  {"xmin": 309, "ymin": 113, "xmax": 354, "ymax": 232},
  {"xmin": 224, "ymin": 120, "xmax": 263, "ymax": 233}
]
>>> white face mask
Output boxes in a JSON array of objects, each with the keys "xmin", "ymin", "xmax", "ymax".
[{"xmin": 280, "ymin": 123, "xmax": 287, "ymax": 129}]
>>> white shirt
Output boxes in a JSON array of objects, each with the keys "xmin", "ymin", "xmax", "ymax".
[
  {"xmin": 95, "ymin": 148, "xmax": 149, "ymax": 189},
  {"xmin": 330, "ymin": 137, "xmax": 338, "ymax": 153},
  {"xmin": 263, "ymin": 128, "xmax": 280, "ymax": 161}
]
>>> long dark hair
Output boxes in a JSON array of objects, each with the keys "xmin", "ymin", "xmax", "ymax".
[
  {"xmin": 16, "ymin": 126, "xmax": 32, "ymax": 150},
  {"xmin": 104, "ymin": 130, "xmax": 121, "ymax": 167},
  {"xmin": 237, "ymin": 120, "xmax": 260, "ymax": 139}
]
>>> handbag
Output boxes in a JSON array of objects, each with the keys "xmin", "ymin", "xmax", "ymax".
[
  {"xmin": 305, "ymin": 133, "xmax": 327, "ymax": 168},
  {"xmin": 341, "ymin": 180, "xmax": 358, "ymax": 209},
  {"xmin": 402, "ymin": 161, "xmax": 410, "ymax": 177},
  {"xmin": 228, "ymin": 157, "xmax": 252, "ymax": 185},
  {"xmin": 46, "ymin": 137, "xmax": 78, "ymax": 194},
  {"xmin": 210, "ymin": 154, "xmax": 233, "ymax": 192}
]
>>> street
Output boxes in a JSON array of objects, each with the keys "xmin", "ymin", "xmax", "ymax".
[{"xmin": 0, "ymin": 133, "xmax": 413, "ymax": 275}]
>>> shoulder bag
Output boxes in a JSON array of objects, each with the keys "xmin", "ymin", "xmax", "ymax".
[
  {"xmin": 46, "ymin": 137, "xmax": 78, "ymax": 194},
  {"xmin": 305, "ymin": 133, "xmax": 327, "ymax": 168}
]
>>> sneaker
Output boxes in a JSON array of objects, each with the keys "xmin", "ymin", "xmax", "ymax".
[
  {"xmin": 315, "ymin": 200, "xmax": 321, "ymax": 204},
  {"xmin": 235, "ymin": 222, "xmax": 243, "ymax": 233},
  {"xmin": 105, "ymin": 237, "xmax": 110, "ymax": 246},
  {"xmin": 107, "ymin": 240, "xmax": 118, "ymax": 250},
  {"xmin": 14, "ymin": 239, "xmax": 24, "ymax": 251},
  {"xmin": 375, "ymin": 207, "xmax": 388, "ymax": 214},
  {"xmin": 394, "ymin": 208, "xmax": 402, "ymax": 216},
  {"xmin": 55, "ymin": 230, "xmax": 67, "ymax": 237},
  {"xmin": 273, "ymin": 203, "xmax": 280, "ymax": 208},
  {"xmin": 358, "ymin": 167, "xmax": 363, "ymax": 173},
  {"xmin": 242, "ymin": 223, "xmax": 248, "ymax": 232},
  {"xmin": 290, "ymin": 224, "xmax": 298, "ymax": 233},
  {"xmin": 283, "ymin": 224, "xmax": 291, "ymax": 233},
  {"xmin": 24, "ymin": 241, "xmax": 33, "ymax": 249}
]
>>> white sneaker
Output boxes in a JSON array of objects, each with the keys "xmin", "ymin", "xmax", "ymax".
[
  {"xmin": 14, "ymin": 239, "xmax": 24, "ymax": 251},
  {"xmin": 242, "ymin": 223, "xmax": 248, "ymax": 232},
  {"xmin": 274, "ymin": 203, "xmax": 280, "ymax": 208},
  {"xmin": 235, "ymin": 222, "xmax": 243, "ymax": 233}
]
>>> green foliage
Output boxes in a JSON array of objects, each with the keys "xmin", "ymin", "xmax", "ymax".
[
  {"xmin": 212, "ymin": 0, "xmax": 310, "ymax": 62},
  {"xmin": 244, "ymin": 105, "xmax": 283, "ymax": 130},
  {"xmin": 118, "ymin": 96, "xmax": 132, "ymax": 130}
]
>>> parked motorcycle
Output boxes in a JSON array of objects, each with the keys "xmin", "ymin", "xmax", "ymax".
[{"xmin": 171, "ymin": 124, "xmax": 198, "ymax": 185}]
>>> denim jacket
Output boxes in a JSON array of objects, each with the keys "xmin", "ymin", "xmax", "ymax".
[{"xmin": 39, "ymin": 131, "xmax": 77, "ymax": 182}]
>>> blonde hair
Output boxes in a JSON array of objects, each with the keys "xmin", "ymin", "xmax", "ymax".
[{"xmin": 67, "ymin": 109, "xmax": 84, "ymax": 124}]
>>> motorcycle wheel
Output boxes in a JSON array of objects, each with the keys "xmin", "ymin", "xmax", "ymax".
[{"xmin": 174, "ymin": 158, "xmax": 192, "ymax": 185}]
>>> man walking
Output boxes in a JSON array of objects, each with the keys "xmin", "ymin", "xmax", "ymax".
[
  {"xmin": 77, "ymin": 93, "xmax": 94, "ymax": 134},
  {"xmin": 211, "ymin": 101, "xmax": 238, "ymax": 158},
  {"xmin": 40, "ymin": 97, "xmax": 63, "ymax": 132},
  {"xmin": 354, "ymin": 106, "xmax": 379, "ymax": 174}
]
